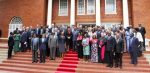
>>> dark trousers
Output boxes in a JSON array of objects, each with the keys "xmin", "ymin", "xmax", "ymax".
[
  {"xmin": 32, "ymin": 50, "xmax": 38, "ymax": 62},
  {"xmin": 40, "ymin": 49, "xmax": 46, "ymax": 63},
  {"xmin": 142, "ymin": 36, "xmax": 145, "ymax": 49},
  {"xmin": 21, "ymin": 42, "xmax": 27, "ymax": 52},
  {"xmin": 115, "ymin": 53, "xmax": 122, "ymax": 67},
  {"xmin": 8, "ymin": 46, "xmax": 13, "ymax": 59},
  {"xmin": 106, "ymin": 51, "xmax": 114, "ymax": 67},
  {"xmin": 138, "ymin": 42, "xmax": 143, "ymax": 57},
  {"xmin": 77, "ymin": 44, "xmax": 83, "ymax": 58},
  {"xmin": 73, "ymin": 41, "xmax": 77, "ymax": 51},
  {"xmin": 130, "ymin": 51, "xmax": 138, "ymax": 65}
]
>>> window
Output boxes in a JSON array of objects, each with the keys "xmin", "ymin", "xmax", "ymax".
[
  {"xmin": 105, "ymin": 0, "xmax": 117, "ymax": 14},
  {"xmin": 87, "ymin": 0, "xmax": 95, "ymax": 15},
  {"xmin": 59, "ymin": 0, "xmax": 68, "ymax": 16},
  {"xmin": 8, "ymin": 17, "xmax": 23, "ymax": 36},
  {"xmin": 77, "ymin": 0, "xmax": 85, "ymax": 15}
]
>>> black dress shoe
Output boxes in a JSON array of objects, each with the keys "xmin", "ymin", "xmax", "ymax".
[
  {"xmin": 106, "ymin": 65, "xmax": 110, "ymax": 67},
  {"xmin": 110, "ymin": 65, "xmax": 113, "ymax": 68}
]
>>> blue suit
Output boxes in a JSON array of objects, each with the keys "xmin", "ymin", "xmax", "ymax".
[
  {"xmin": 39, "ymin": 38, "xmax": 46, "ymax": 63},
  {"xmin": 129, "ymin": 37, "xmax": 139, "ymax": 65}
]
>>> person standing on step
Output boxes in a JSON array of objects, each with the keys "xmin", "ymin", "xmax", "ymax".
[
  {"xmin": 134, "ymin": 28, "xmax": 143, "ymax": 57},
  {"xmin": 13, "ymin": 32, "xmax": 21, "ymax": 53},
  {"xmin": 98, "ymin": 32, "xmax": 107, "ymax": 63},
  {"xmin": 72, "ymin": 27, "xmax": 78, "ymax": 52},
  {"xmin": 77, "ymin": 32, "xmax": 83, "ymax": 59},
  {"xmin": 106, "ymin": 31, "xmax": 116, "ymax": 68},
  {"xmin": 39, "ymin": 34, "xmax": 46, "ymax": 63},
  {"xmin": 8, "ymin": 32, "xmax": 14, "ymax": 59},
  {"xmin": 58, "ymin": 31, "xmax": 66, "ymax": 58},
  {"xmin": 20, "ymin": 29, "xmax": 28, "ymax": 52},
  {"xmin": 48, "ymin": 32, "xmax": 58, "ymax": 60},
  {"xmin": 138, "ymin": 24, "xmax": 146, "ymax": 51},
  {"xmin": 66, "ymin": 27, "xmax": 73, "ymax": 51},
  {"xmin": 129, "ymin": 33, "xmax": 139, "ymax": 66},
  {"xmin": 114, "ymin": 31, "xmax": 124, "ymax": 69},
  {"xmin": 91, "ymin": 34, "xmax": 98, "ymax": 63},
  {"xmin": 82, "ymin": 33, "xmax": 90, "ymax": 63},
  {"xmin": 31, "ymin": 34, "xmax": 39, "ymax": 63}
]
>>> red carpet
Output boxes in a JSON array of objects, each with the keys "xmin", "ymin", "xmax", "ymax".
[{"xmin": 56, "ymin": 51, "xmax": 79, "ymax": 73}]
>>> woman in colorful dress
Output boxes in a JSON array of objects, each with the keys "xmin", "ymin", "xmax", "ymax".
[
  {"xmin": 98, "ymin": 32, "xmax": 107, "ymax": 63},
  {"xmin": 91, "ymin": 34, "xmax": 98, "ymax": 63},
  {"xmin": 82, "ymin": 33, "xmax": 90, "ymax": 63},
  {"xmin": 77, "ymin": 32, "xmax": 83, "ymax": 59},
  {"xmin": 13, "ymin": 32, "xmax": 21, "ymax": 53}
]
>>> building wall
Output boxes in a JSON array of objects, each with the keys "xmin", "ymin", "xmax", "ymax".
[
  {"xmin": 52, "ymin": 0, "xmax": 71, "ymax": 25},
  {"xmin": 0, "ymin": 0, "xmax": 47, "ymax": 38},
  {"xmin": 101, "ymin": 0, "xmax": 123, "ymax": 23},
  {"xmin": 52, "ymin": 0, "xmax": 123, "ymax": 26},
  {"xmin": 132, "ymin": 0, "xmax": 150, "ymax": 38}
]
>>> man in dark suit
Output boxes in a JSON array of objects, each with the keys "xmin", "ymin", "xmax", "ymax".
[
  {"xmin": 20, "ymin": 30, "xmax": 28, "ymax": 52},
  {"xmin": 114, "ymin": 31, "xmax": 124, "ymax": 68},
  {"xmin": 35, "ymin": 26, "xmax": 41, "ymax": 37},
  {"xmin": 138, "ymin": 24, "xmax": 146, "ymax": 50},
  {"xmin": 129, "ymin": 33, "xmax": 139, "ymax": 66},
  {"xmin": 8, "ymin": 32, "xmax": 14, "ymax": 59},
  {"xmin": 106, "ymin": 32, "xmax": 116, "ymax": 68}
]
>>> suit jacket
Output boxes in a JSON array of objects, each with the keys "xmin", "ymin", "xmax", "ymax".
[
  {"xmin": 139, "ymin": 27, "xmax": 146, "ymax": 36},
  {"xmin": 31, "ymin": 38, "xmax": 39, "ymax": 50},
  {"xmin": 8, "ymin": 35, "xmax": 14, "ymax": 47},
  {"xmin": 39, "ymin": 38, "xmax": 46, "ymax": 50},
  {"xmin": 115, "ymin": 38, "xmax": 124, "ymax": 53},
  {"xmin": 21, "ymin": 32, "xmax": 27, "ymax": 43},
  {"xmin": 129, "ymin": 37, "xmax": 139, "ymax": 52},
  {"xmin": 106, "ymin": 36, "xmax": 116, "ymax": 51},
  {"xmin": 35, "ymin": 28, "xmax": 40, "ymax": 35},
  {"xmin": 48, "ymin": 35, "xmax": 58, "ymax": 48}
]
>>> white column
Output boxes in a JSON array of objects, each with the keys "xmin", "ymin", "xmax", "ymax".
[
  {"xmin": 123, "ymin": 0, "xmax": 129, "ymax": 28},
  {"xmin": 70, "ymin": 0, "xmax": 75, "ymax": 26},
  {"xmin": 96, "ymin": 0, "xmax": 101, "ymax": 26},
  {"xmin": 47, "ymin": 0, "xmax": 53, "ymax": 28}
]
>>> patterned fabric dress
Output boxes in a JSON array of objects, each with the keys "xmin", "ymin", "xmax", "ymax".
[
  {"xmin": 82, "ymin": 38, "xmax": 90, "ymax": 56},
  {"xmin": 91, "ymin": 39, "xmax": 98, "ymax": 62},
  {"xmin": 13, "ymin": 34, "xmax": 21, "ymax": 53}
]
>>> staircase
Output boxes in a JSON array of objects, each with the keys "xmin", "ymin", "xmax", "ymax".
[
  {"xmin": 56, "ymin": 51, "xmax": 79, "ymax": 73},
  {"xmin": 0, "ymin": 43, "xmax": 8, "ymax": 63},
  {"xmin": 76, "ymin": 53, "xmax": 150, "ymax": 73},
  {"xmin": 0, "ymin": 43, "xmax": 150, "ymax": 73}
]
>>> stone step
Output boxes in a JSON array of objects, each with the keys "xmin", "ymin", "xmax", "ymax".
[
  {"xmin": 0, "ymin": 66, "xmax": 55, "ymax": 73},
  {"xmin": 0, "ymin": 63, "xmax": 59, "ymax": 71},
  {"xmin": 76, "ymin": 68, "xmax": 150, "ymax": 73},
  {"xmin": 0, "ymin": 70, "xmax": 21, "ymax": 73},
  {"xmin": 0, "ymin": 48, "xmax": 8, "ymax": 51},
  {"xmin": 10, "ymin": 56, "xmax": 149, "ymax": 64}
]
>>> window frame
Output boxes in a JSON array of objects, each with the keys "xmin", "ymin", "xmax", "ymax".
[
  {"xmin": 105, "ymin": 0, "xmax": 117, "ymax": 14},
  {"xmin": 58, "ymin": 0, "xmax": 68, "ymax": 16},
  {"xmin": 77, "ymin": 0, "xmax": 86, "ymax": 15},
  {"xmin": 87, "ymin": 0, "xmax": 96, "ymax": 15}
]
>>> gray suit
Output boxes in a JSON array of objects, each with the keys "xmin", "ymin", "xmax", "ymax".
[{"xmin": 48, "ymin": 35, "xmax": 58, "ymax": 59}]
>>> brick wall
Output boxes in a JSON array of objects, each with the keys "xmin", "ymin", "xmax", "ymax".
[
  {"xmin": 0, "ymin": 0, "xmax": 47, "ymax": 37},
  {"xmin": 132, "ymin": 0, "xmax": 150, "ymax": 38},
  {"xmin": 52, "ymin": 0, "xmax": 123, "ymax": 26}
]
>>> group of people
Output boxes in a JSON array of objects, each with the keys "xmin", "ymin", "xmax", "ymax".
[{"xmin": 7, "ymin": 24, "xmax": 146, "ymax": 69}]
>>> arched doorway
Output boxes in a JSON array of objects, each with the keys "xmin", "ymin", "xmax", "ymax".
[{"xmin": 8, "ymin": 16, "xmax": 23, "ymax": 36}]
